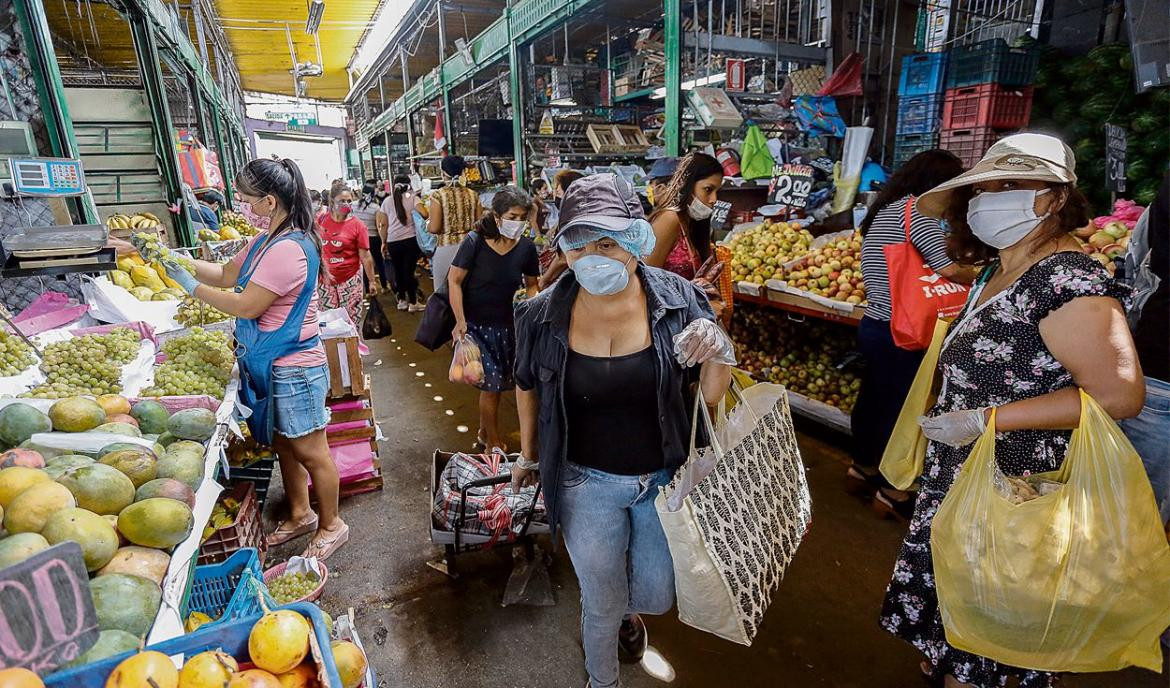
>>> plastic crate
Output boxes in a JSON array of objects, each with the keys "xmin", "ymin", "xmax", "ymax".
[
  {"xmin": 940, "ymin": 127, "xmax": 1003, "ymax": 168},
  {"xmin": 941, "ymin": 83, "xmax": 1033, "ymax": 130},
  {"xmin": 198, "ymin": 481, "xmax": 267, "ymax": 565},
  {"xmin": 892, "ymin": 133, "xmax": 939, "ymax": 168},
  {"xmin": 895, "ymin": 93, "xmax": 944, "ymax": 135},
  {"xmin": 186, "ymin": 547, "xmax": 267, "ymax": 625},
  {"xmin": 898, "ymin": 52, "xmax": 948, "ymax": 96},
  {"xmin": 946, "ymin": 39, "xmax": 1038, "ymax": 88},
  {"xmin": 44, "ymin": 602, "xmax": 342, "ymax": 688},
  {"xmin": 228, "ymin": 454, "xmax": 277, "ymax": 508}
]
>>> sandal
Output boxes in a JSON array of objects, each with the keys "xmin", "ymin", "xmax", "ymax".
[
  {"xmin": 302, "ymin": 522, "xmax": 350, "ymax": 561},
  {"xmin": 845, "ymin": 464, "xmax": 885, "ymax": 497},
  {"xmin": 266, "ymin": 514, "xmax": 318, "ymax": 546},
  {"xmin": 873, "ymin": 489, "xmax": 917, "ymax": 522}
]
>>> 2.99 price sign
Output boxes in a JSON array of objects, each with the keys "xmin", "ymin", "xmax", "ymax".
[{"xmin": 769, "ymin": 164, "xmax": 815, "ymax": 208}]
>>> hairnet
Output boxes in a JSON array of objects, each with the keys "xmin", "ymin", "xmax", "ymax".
[{"xmin": 556, "ymin": 218, "xmax": 656, "ymax": 257}]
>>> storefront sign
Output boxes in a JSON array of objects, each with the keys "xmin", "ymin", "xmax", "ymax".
[
  {"xmin": 726, "ymin": 59, "xmax": 746, "ymax": 91},
  {"xmin": 1105, "ymin": 123, "xmax": 1127, "ymax": 193},
  {"xmin": 769, "ymin": 163, "xmax": 815, "ymax": 208},
  {"xmin": 710, "ymin": 200, "xmax": 733, "ymax": 231},
  {"xmin": 265, "ymin": 111, "xmax": 317, "ymax": 127},
  {"xmin": 0, "ymin": 543, "xmax": 99, "ymax": 674}
]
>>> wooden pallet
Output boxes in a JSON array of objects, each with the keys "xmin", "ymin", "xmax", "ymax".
[{"xmin": 323, "ymin": 335, "xmax": 368, "ymax": 399}]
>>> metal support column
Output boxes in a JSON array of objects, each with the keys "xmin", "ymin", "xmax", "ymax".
[
  {"xmin": 384, "ymin": 130, "xmax": 393, "ymax": 179},
  {"xmin": 507, "ymin": 8, "xmax": 525, "ymax": 187},
  {"xmin": 436, "ymin": 0, "xmax": 453, "ymax": 153},
  {"xmin": 130, "ymin": 10, "xmax": 193, "ymax": 246},
  {"xmin": 664, "ymin": 0, "xmax": 683, "ymax": 155},
  {"xmin": 209, "ymin": 100, "xmax": 235, "ymax": 205},
  {"xmin": 401, "ymin": 50, "xmax": 417, "ymax": 170}
]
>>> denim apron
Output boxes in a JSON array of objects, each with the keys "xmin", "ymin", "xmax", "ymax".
[{"xmin": 235, "ymin": 230, "xmax": 321, "ymax": 445}]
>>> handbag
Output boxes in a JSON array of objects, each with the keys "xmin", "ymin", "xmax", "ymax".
[
  {"xmin": 878, "ymin": 317, "xmax": 948, "ymax": 490},
  {"xmin": 884, "ymin": 197, "xmax": 970, "ymax": 350},
  {"xmin": 361, "ymin": 296, "xmax": 392, "ymax": 340},
  {"xmin": 414, "ymin": 292, "xmax": 455, "ymax": 351},
  {"xmin": 654, "ymin": 382, "xmax": 811, "ymax": 645},
  {"xmin": 932, "ymin": 390, "xmax": 1170, "ymax": 673}
]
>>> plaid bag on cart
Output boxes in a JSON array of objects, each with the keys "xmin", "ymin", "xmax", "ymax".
[
  {"xmin": 655, "ymin": 382, "xmax": 811, "ymax": 645},
  {"xmin": 432, "ymin": 451, "xmax": 546, "ymax": 543}
]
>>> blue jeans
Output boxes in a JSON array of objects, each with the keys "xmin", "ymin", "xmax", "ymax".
[
  {"xmin": 271, "ymin": 363, "xmax": 331, "ymax": 438},
  {"xmin": 1120, "ymin": 376, "xmax": 1170, "ymax": 525},
  {"xmin": 558, "ymin": 462, "xmax": 676, "ymax": 688}
]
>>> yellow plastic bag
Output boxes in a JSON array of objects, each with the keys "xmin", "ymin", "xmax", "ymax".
[
  {"xmin": 879, "ymin": 318, "xmax": 948, "ymax": 490},
  {"xmin": 932, "ymin": 390, "xmax": 1170, "ymax": 673}
]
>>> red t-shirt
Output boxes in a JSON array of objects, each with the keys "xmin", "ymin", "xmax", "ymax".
[{"xmin": 317, "ymin": 215, "xmax": 369, "ymax": 283}]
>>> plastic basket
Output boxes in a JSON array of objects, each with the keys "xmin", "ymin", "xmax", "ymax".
[
  {"xmin": 940, "ymin": 127, "xmax": 1003, "ymax": 168},
  {"xmin": 895, "ymin": 93, "xmax": 944, "ymax": 135},
  {"xmin": 892, "ymin": 133, "xmax": 939, "ymax": 168},
  {"xmin": 187, "ymin": 547, "xmax": 266, "ymax": 625},
  {"xmin": 898, "ymin": 52, "xmax": 947, "ymax": 96},
  {"xmin": 946, "ymin": 39, "xmax": 1038, "ymax": 88},
  {"xmin": 941, "ymin": 83, "xmax": 1033, "ymax": 130},
  {"xmin": 198, "ymin": 481, "xmax": 267, "ymax": 565},
  {"xmin": 263, "ymin": 560, "xmax": 329, "ymax": 604},
  {"xmin": 227, "ymin": 436, "xmax": 278, "ymax": 508},
  {"xmin": 44, "ymin": 602, "xmax": 342, "ymax": 688}
]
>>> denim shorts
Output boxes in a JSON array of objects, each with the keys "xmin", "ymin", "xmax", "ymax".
[{"xmin": 271, "ymin": 363, "xmax": 331, "ymax": 439}]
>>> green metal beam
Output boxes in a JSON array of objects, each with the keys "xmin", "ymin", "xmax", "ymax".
[
  {"xmin": 663, "ymin": 0, "xmax": 682, "ymax": 156},
  {"xmin": 507, "ymin": 7, "xmax": 525, "ymax": 188},
  {"xmin": 208, "ymin": 100, "xmax": 235, "ymax": 206}
]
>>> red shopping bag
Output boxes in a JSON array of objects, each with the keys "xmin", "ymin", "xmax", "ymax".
[{"xmin": 884, "ymin": 198, "xmax": 970, "ymax": 350}]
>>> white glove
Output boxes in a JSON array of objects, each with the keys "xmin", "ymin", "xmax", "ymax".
[
  {"xmin": 918, "ymin": 408, "xmax": 989, "ymax": 448},
  {"xmin": 673, "ymin": 319, "xmax": 736, "ymax": 368}
]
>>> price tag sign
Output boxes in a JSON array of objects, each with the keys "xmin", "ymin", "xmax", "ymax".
[
  {"xmin": 709, "ymin": 200, "xmax": 733, "ymax": 231},
  {"xmin": 769, "ymin": 163, "xmax": 815, "ymax": 208},
  {"xmin": 1105, "ymin": 123, "xmax": 1127, "ymax": 193},
  {"xmin": 0, "ymin": 543, "xmax": 99, "ymax": 674}
]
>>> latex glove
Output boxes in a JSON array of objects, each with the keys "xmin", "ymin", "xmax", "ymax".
[
  {"xmin": 162, "ymin": 259, "xmax": 199, "ymax": 295},
  {"xmin": 673, "ymin": 318, "xmax": 736, "ymax": 368},
  {"xmin": 129, "ymin": 233, "xmax": 152, "ymax": 259},
  {"xmin": 918, "ymin": 408, "xmax": 989, "ymax": 448}
]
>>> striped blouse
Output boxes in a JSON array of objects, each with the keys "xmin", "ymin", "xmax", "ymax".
[{"xmin": 859, "ymin": 195, "xmax": 952, "ymax": 322}]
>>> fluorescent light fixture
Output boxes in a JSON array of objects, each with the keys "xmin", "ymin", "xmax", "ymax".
[
  {"xmin": 550, "ymin": 98, "xmax": 577, "ymax": 106},
  {"xmin": 305, "ymin": 0, "xmax": 324, "ymax": 34},
  {"xmin": 650, "ymin": 72, "xmax": 727, "ymax": 100},
  {"xmin": 349, "ymin": 0, "xmax": 414, "ymax": 75}
]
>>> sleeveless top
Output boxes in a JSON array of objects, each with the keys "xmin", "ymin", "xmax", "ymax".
[
  {"xmin": 651, "ymin": 208, "xmax": 699, "ymax": 279},
  {"xmin": 433, "ymin": 184, "xmax": 479, "ymax": 247}
]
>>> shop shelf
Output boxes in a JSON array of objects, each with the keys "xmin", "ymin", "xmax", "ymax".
[
  {"xmin": 892, "ymin": 133, "xmax": 939, "ymax": 168},
  {"xmin": 786, "ymin": 389, "xmax": 853, "ymax": 435},
  {"xmin": 895, "ymin": 93, "xmax": 944, "ymax": 135},
  {"xmin": 941, "ymin": 83, "xmax": 1033, "ymax": 130},
  {"xmin": 940, "ymin": 127, "xmax": 1004, "ymax": 168},
  {"xmin": 946, "ymin": 39, "xmax": 1038, "ymax": 88},
  {"xmin": 732, "ymin": 284, "xmax": 863, "ymax": 326},
  {"xmin": 898, "ymin": 52, "xmax": 948, "ymax": 96}
]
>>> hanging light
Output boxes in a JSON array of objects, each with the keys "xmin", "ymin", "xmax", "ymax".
[{"xmin": 306, "ymin": 0, "xmax": 325, "ymax": 34}]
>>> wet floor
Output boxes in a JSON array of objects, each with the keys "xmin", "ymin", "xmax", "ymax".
[{"xmin": 267, "ymin": 293, "xmax": 1165, "ymax": 688}]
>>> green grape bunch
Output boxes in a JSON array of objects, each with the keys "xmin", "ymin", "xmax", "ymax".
[
  {"xmin": 0, "ymin": 329, "xmax": 36, "ymax": 378},
  {"xmin": 267, "ymin": 570, "xmax": 321, "ymax": 604},
  {"xmin": 142, "ymin": 327, "xmax": 234, "ymax": 398},
  {"xmin": 22, "ymin": 327, "xmax": 140, "ymax": 398},
  {"xmin": 133, "ymin": 232, "xmax": 196, "ymax": 275},
  {"xmin": 176, "ymin": 296, "xmax": 230, "ymax": 327}
]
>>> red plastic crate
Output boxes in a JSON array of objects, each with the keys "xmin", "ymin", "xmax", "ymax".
[
  {"xmin": 940, "ymin": 127, "xmax": 1004, "ymax": 168},
  {"xmin": 198, "ymin": 481, "xmax": 267, "ymax": 565},
  {"xmin": 942, "ymin": 83, "xmax": 1033, "ymax": 130}
]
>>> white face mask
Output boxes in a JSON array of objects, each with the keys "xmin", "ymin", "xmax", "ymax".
[
  {"xmin": 687, "ymin": 197, "xmax": 714, "ymax": 221},
  {"xmin": 966, "ymin": 188, "xmax": 1052, "ymax": 250},
  {"xmin": 498, "ymin": 218, "xmax": 525, "ymax": 239}
]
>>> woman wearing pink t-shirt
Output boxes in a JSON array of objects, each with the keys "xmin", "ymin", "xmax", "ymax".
[
  {"xmin": 319, "ymin": 182, "xmax": 380, "ymax": 327},
  {"xmin": 141, "ymin": 158, "xmax": 348, "ymax": 560}
]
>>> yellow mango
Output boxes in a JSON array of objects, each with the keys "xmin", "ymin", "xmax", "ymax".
[
  {"xmin": 116, "ymin": 257, "xmax": 136, "ymax": 273},
  {"xmin": 110, "ymin": 270, "xmax": 135, "ymax": 290},
  {"xmin": 129, "ymin": 265, "xmax": 164, "ymax": 291},
  {"xmin": 151, "ymin": 262, "xmax": 182, "ymax": 290}
]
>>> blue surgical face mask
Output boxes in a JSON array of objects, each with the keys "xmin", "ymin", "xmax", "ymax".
[{"xmin": 571, "ymin": 253, "xmax": 634, "ymax": 295}]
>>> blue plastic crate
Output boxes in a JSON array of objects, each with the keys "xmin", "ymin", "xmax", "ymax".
[
  {"xmin": 187, "ymin": 547, "xmax": 268, "ymax": 624},
  {"xmin": 946, "ymin": 39, "xmax": 1038, "ymax": 88},
  {"xmin": 896, "ymin": 93, "xmax": 944, "ymax": 135},
  {"xmin": 898, "ymin": 52, "xmax": 947, "ymax": 96},
  {"xmin": 44, "ymin": 602, "xmax": 342, "ymax": 688},
  {"xmin": 893, "ymin": 133, "xmax": 940, "ymax": 168}
]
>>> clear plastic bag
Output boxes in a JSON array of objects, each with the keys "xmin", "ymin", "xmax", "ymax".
[
  {"xmin": 932, "ymin": 389, "xmax": 1170, "ymax": 673},
  {"xmin": 449, "ymin": 334, "xmax": 484, "ymax": 386}
]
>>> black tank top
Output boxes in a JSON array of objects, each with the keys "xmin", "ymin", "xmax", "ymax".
[{"xmin": 564, "ymin": 346, "xmax": 664, "ymax": 475}]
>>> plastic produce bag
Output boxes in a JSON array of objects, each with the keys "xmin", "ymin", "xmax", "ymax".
[
  {"xmin": 361, "ymin": 296, "xmax": 392, "ymax": 340},
  {"xmin": 932, "ymin": 390, "xmax": 1170, "ymax": 673},
  {"xmin": 879, "ymin": 319, "xmax": 948, "ymax": 490},
  {"xmin": 738, "ymin": 125, "xmax": 775, "ymax": 180},
  {"xmin": 449, "ymin": 334, "xmax": 484, "ymax": 386}
]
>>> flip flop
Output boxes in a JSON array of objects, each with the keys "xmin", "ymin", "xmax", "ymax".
[
  {"xmin": 302, "ymin": 522, "xmax": 350, "ymax": 561},
  {"xmin": 266, "ymin": 514, "xmax": 318, "ymax": 546}
]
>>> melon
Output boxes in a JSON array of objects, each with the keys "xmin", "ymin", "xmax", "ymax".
[
  {"xmin": 166, "ymin": 440, "xmax": 205, "ymax": 458},
  {"xmin": 248, "ymin": 610, "xmax": 310, "ymax": 674},
  {"xmin": 0, "ymin": 532, "xmax": 50, "ymax": 568},
  {"xmin": 89, "ymin": 573, "xmax": 162, "ymax": 637},
  {"xmin": 106, "ymin": 414, "xmax": 139, "ymax": 428},
  {"xmin": 98, "ymin": 449, "xmax": 157, "ymax": 488},
  {"xmin": 0, "ymin": 403, "xmax": 52, "ymax": 447},
  {"xmin": 96, "ymin": 394, "xmax": 133, "ymax": 417},
  {"xmin": 167, "ymin": 408, "xmax": 215, "ymax": 441},
  {"xmin": 117, "ymin": 498, "xmax": 193, "ymax": 548},
  {"xmin": 100, "ymin": 442, "xmax": 154, "ymax": 459},
  {"xmin": 96, "ymin": 546, "xmax": 171, "ymax": 585},
  {"xmin": 43, "ymin": 454, "xmax": 95, "ymax": 479},
  {"xmin": 104, "ymin": 650, "xmax": 177, "ymax": 688},
  {"xmin": 56, "ymin": 463, "xmax": 136, "ymax": 515},
  {"xmin": 4, "ymin": 480, "xmax": 75, "ymax": 533},
  {"xmin": 0, "ymin": 466, "xmax": 50, "ymax": 508},
  {"xmin": 331, "ymin": 640, "xmax": 367, "ymax": 688},
  {"xmin": 227, "ymin": 670, "xmax": 281, "ymax": 688},
  {"xmin": 275, "ymin": 663, "xmax": 317, "ymax": 688},
  {"xmin": 65, "ymin": 629, "xmax": 140, "ymax": 668},
  {"xmin": 92, "ymin": 422, "xmax": 142, "ymax": 438},
  {"xmin": 156, "ymin": 452, "xmax": 204, "ymax": 490},
  {"xmin": 41, "ymin": 507, "xmax": 119, "ymax": 571},
  {"xmin": 130, "ymin": 400, "xmax": 170, "ymax": 435},
  {"xmin": 49, "ymin": 397, "xmax": 107, "ymax": 432},
  {"xmin": 0, "ymin": 668, "xmax": 44, "ymax": 688},
  {"xmin": 0, "ymin": 448, "xmax": 44, "ymax": 470},
  {"xmin": 178, "ymin": 651, "xmax": 238, "ymax": 688},
  {"xmin": 156, "ymin": 432, "xmax": 178, "ymax": 447},
  {"xmin": 134, "ymin": 478, "xmax": 195, "ymax": 508}
]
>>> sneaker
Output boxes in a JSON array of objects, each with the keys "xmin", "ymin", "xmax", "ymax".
[
  {"xmin": 396, "ymin": 299, "xmax": 409, "ymax": 311},
  {"xmin": 408, "ymin": 301, "xmax": 426, "ymax": 312},
  {"xmin": 618, "ymin": 614, "xmax": 647, "ymax": 663}
]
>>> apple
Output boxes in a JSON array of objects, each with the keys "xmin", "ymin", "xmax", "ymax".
[
  {"xmin": 1089, "ymin": 231, "xmax": 1114, "ymax": 249},
  {"xmin": 1103, "ymin": 221, "xmax": 1128, "ymax": 240}
]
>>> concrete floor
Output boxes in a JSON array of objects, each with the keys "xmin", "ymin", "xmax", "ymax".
[{"xmin": 267, "ymin": 295, "xmax": 1165, "ymax": 688}]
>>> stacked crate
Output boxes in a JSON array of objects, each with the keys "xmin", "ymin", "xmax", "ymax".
[
  {"xmin": 940, "ymin": 39, "xmax": 1038, "ymax": 167},
  {"xmin": 894, "ymin": 52, "xmax": 948, "ymax": 168},
  {"xmin": 322, "ymin": 335, "xmax": 384, "ymax": 497}
]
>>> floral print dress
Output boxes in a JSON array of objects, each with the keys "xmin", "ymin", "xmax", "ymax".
[{"xmin": 879, "ymin": 251, "xmax": 1128, "ymax": 688}]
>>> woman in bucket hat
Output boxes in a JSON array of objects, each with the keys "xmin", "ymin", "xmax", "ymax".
[{"xmin": 880, "ymin": 133, "xmax": 1145, "ymax": 687}]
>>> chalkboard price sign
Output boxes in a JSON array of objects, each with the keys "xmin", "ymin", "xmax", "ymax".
[
  {"xmin": 1105, "ymin": 123, "xmax": 1127, "ymax": 193},
  {"xmin": 769, "ymin": 163, "xmax": 815, "ymax": 208},
  {"xmin": 709, "ymin": 200, "xmax": 733, "ymax": 231},
  {"xmin": 0, "ymin": 542, "xmax": 99, "ymax": 674}
]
